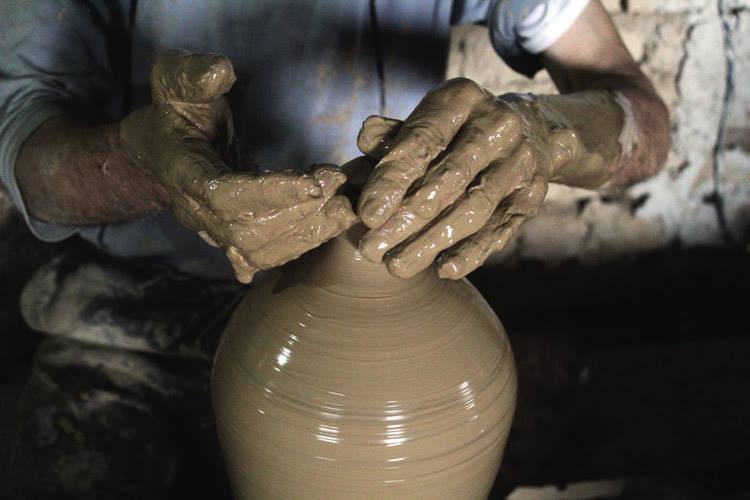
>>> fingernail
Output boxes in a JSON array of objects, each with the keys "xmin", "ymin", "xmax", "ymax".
[
  {"xmin": 414, "ymin": 195, "xmax": 441, "ymax": 219},
  {"xmin": 237, "ymin": 272, "xmax": 253, "ymax": 284},
  {"xmin": 438, "ymin": 258, "xmax": 463, "ymax": 279},
  {"xmin": 308, "ymin": 185, "xmax": 323, "ymax": 198},
  {"xmin": 358, "ymin": 195, "xmax": 388, "ymax": 228},
  {"xmin": 385, "ymin": 255, "xmax": 419, "ymax": 279},
  {"xmin": 357, "ymin": 172, "xmax": 405, "ymax": 228},
  {"xmin": 359, "ymin": 232, "xmax": 388, "ymax": 263},
  {"xmin": 320, "ymin": 176, "xmax": 346, "ymax": 197}
]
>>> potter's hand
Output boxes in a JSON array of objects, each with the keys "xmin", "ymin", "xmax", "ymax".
[
  {"xmin": 357, "ymin": 78, "xmax": 616, "ymax": 279},
  {"xmin": 121, "ymin": 50, "xmax": 355, "ymax": 283}
]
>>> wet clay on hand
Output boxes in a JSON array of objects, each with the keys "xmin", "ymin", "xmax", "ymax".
[
  {"xmin": 212, "ymin": 225, "xmax": 517, "ymax": 499},
  {"xmin": 120, "ymin": 50, "xmax": 355, "ymax": 282},
  {"xmin": 356, "ymin": 78, "xmax": 627, "ymax": 280}
]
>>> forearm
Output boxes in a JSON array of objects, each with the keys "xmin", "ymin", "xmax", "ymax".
[
  {"xmin": 589, "ymin": 74, "xmax": 670, "ymax": 189},
  {"xmin": 15, "ymin": 116, "xmax": 169, "ymax": 225},
  {"xmin": 534, "ymin": 0, "xmax": 670, "ymax": 190},
  {"xmin": 535, "ymin": 70, "xmax": 669, "ymax": 190}
]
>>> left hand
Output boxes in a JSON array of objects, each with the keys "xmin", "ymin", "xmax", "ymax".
[
  {"xmin": 356, "ymin": 78, "xmax": 560, "ymax": 279},
  {"xmin": 122, "ymin": 50, "xmax": 356, "ymax": 283}
]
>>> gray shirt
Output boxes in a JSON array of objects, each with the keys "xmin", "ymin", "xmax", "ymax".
[{"xmin": 0, "ymin": 0, "xmax": 578, "ymax": 279}]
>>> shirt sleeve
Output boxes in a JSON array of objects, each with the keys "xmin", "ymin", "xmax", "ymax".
[
  {"xmin": 0, "ymin": 0, "xmax": 130, "ymax": 242},
  {"xmin": 453, "ymin": 0, "xmax": 591, "ymax": 78}
]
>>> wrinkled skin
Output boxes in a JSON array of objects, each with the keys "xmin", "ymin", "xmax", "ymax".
[
  {"xmin": 357, "ymin": 78, "xmax": 620, "ymax": 279},
  {"xmin": 121, "ymin": 50, "xmax": 356, "ymax": 283}
]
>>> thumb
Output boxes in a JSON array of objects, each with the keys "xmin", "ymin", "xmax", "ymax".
[
  {"xmin": 357, "ymin": 115, "xmax": 402, "ymax": 159},
  {"xmin": 151, "ymin": 49, "xmax": 236, "ymax": 104}
]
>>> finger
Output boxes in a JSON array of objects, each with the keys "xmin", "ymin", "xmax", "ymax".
[
  {"xmin": 248, "ymin": 195, "xmax": 356, "ymax": 269},
  {"xmin": 226, "ymin": 245, "xmax": 257, "ymax": 284},
  {"xmin": 197, "ymin": 230, "xmax": 220, "ymax": 248},
  {"xmin": 441, "ymin": 215, "xmax": 526, "ymax": 279},
  {"xmin": 359, "ymin": 107, "xmax": 522, "ymax": 262},
  {"xmin": 384, "ymin": 145, "xmax": 536, "ymax": 278},
  {"xmin": 194, "ymin": 165, "xmax": 347, "ymax": 251},
  {"xmin": 250, "ymin": 165, "xmax": 346, "ymax": 223},
  {"xmin": 358, "ymin": 78, "xmax": 487, "ymax": 228},
  {"xmin": 152, "ymin": 49, "xmax": 236, "ymax": 103},
  {"xmin": 207, "ymin": 165, "xmax": 344, "ymax": 217},
  {"xmin": 252, "ymin": 168, "xmax": 331, "ymax": 203},
  {"xmin": 437, "ymin": 177, "xmax": 548, "ymax": 279},
  {"xmin": 218, "ymin": 180, "xmax": 348, "ymax": 252},
  {"xmin": 357, "ymin": 115, "xmax": 402, "ymax": 159},
  {"xmin": 310, "ymin": 164, "xmax": 348, "ymax": 197}
]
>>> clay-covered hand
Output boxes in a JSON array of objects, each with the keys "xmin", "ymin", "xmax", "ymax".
[
  {"xmin": 357, "ymin": 78, "xmax": 611, "ymax": 279},
  {"xmin": 121, "ymin": 50, "xmax": 355, "ymax": 283}
]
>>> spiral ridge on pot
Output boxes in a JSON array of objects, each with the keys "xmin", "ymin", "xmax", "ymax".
[{"xmin": 212, "ymin": 228, "xmax": 517, "ymax": 500}]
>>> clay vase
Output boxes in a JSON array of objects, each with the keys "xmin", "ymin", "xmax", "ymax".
[{"xmin": 212, "ymin": 226, "xmax": 517, "ymax": 499}]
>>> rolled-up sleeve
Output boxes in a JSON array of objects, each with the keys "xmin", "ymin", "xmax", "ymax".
[
  {"xmin": 0, "ymin": 0, "xmax": 128, "ymax": 241},
  {"xmin": 453, "ymin": 0, "xmax": 590, "ymax": 78}
]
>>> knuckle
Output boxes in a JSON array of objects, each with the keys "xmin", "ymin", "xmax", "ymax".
[
  {"xmin": 370, "ymin": 162, "xmax": 410, "ymax": 187},
  {"xmin": 499, "ymin": 108, "xmax": 523, "ymax": 130},
  {"xmin": 409, "ymin": 192, "xmax": 440, "ymax": 219},
  {"xmin": 515, "ymin": 141, "xmax": 535, "ymax": 160},
  {"xmin": 464, "ymin": 110, "xmax": 518, "ymax": 158},
  {"xmin": 402, "ymin": 123, "xmax": 448, "ymax": 160},
  {"xmin": 481, "ymin": 111, "xmax": 523, "ymax": 155},
  {"xmin": 549, "ymin": 129, "xmax": 583, "ymax": 164},
  {"xmin": 511, "ymin": 143, "xmax": 538, "ymax": 180},
  {"xmin": 460, "ymin": 122, "xmax": 490, "ymax": 144},
  {"xmin": 436, "ymin": 162, "xmax": 472, "ymax": 192},
  {"xmin": 412, "ymin": 162, "xmax": 472, "ymax": 217},
  {"xmin": 467, "ymin": 187, "xmax": 495, "ymax": 217},
  {"xmin": 498, "ymin": 110, "xmax": 524, "ymax": 141},
  {"xmin": 447, "ymin": 78, "xmax": 485, "ymax": 101},
  {"xmin": 459, "ymin": 124, "xmax": 495, "ymax": 159}
]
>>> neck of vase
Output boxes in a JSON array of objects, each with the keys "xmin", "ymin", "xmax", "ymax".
[{"xmin": 304, "ymin": 224, "xmax": 434, "ymax": 297}]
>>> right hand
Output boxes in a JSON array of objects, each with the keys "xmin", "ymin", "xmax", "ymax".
[{"xmin": 120, "ymin": 50, "xmax": 356, "ymax": 283}]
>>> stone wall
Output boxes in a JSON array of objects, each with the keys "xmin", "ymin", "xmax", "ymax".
[{"xmin": 447, "ymin": 0, "xmax": 750, "ymax": 266}]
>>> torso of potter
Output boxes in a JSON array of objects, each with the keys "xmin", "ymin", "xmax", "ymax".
[{"xmin": 211, "ymin": 225, "xmax": 517, "ymax": 499}]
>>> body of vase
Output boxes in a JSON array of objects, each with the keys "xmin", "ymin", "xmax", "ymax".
[{"xmin": 212, "ymin": 227, "xmax": 517, "ymax": 499}]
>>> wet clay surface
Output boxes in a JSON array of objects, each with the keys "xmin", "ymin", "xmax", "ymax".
[
  {"xmin": 356, "ymin": 78, "xmax": 626, "ymax": 280},
  {"xmin": 211, "ymin": 226, "xmax": 517, "ymax": 499},
  {"xmin": 121, "ymin": 50, "xmax": 356, "ymax": 283}
]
